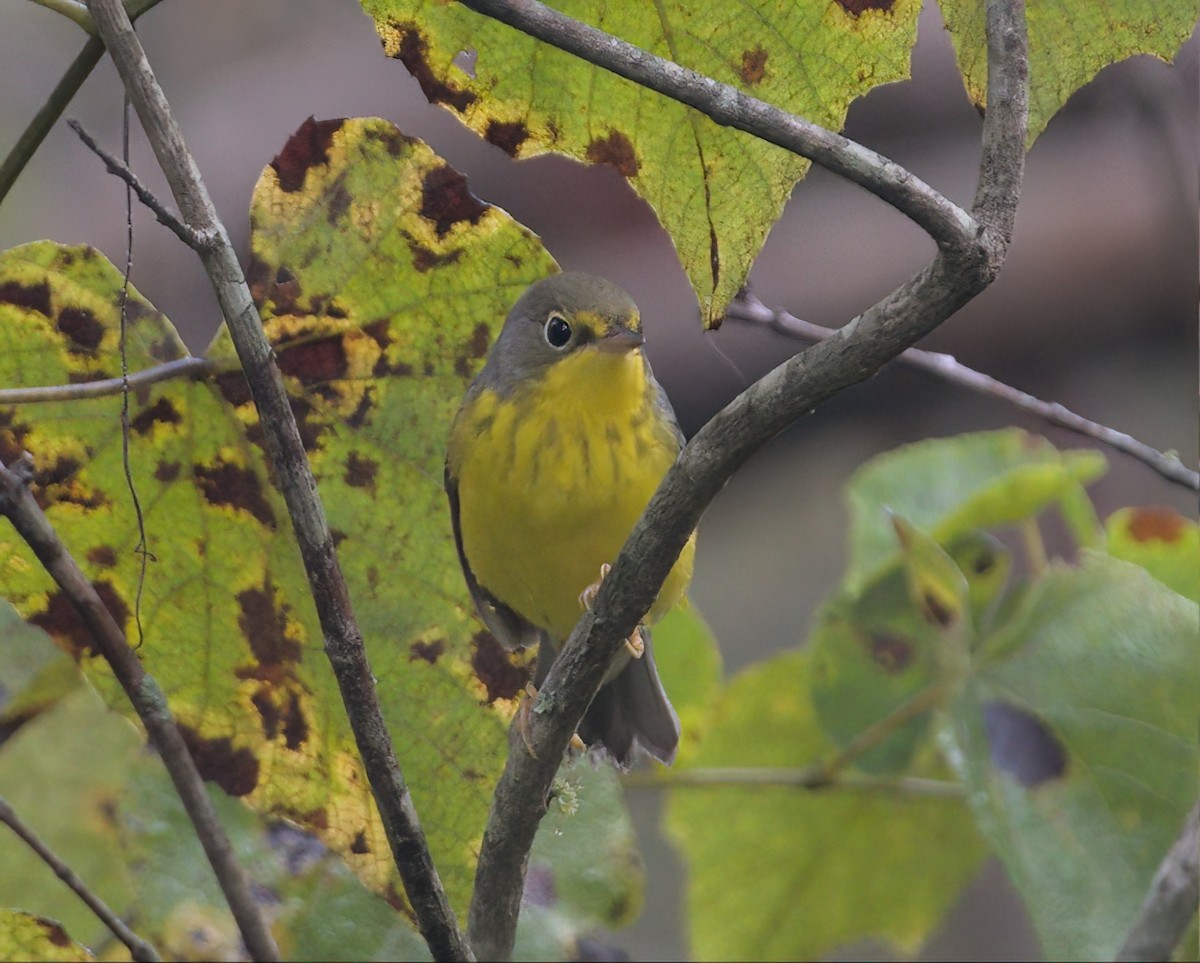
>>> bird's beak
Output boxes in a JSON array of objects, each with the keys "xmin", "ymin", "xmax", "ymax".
[{"xmin": 595, "ymin": 327, "xmax": 645, "ymax": 354}]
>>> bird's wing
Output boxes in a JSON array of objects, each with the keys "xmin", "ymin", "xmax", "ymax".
[
  {"xmin": 444, "ymin": 462, "xmax": 544, "ymax": 652},
  {"xmin": 646, "ymin": 358, "xmax": 686, "ymax": 450}
]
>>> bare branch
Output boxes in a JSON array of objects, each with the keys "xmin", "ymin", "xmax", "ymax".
[
  {"xmin": 0, "ymin": 37, "xmax": 103, "ymax": 203},
  {"xmin": 0, "ymin": 454, "xmax": 276, "ymax": 962},
  {"xmin": 459, "ymin": 0, "xmax": 977, "ymax": 252},
  {"xmin": 1116, "ymin": 799, "xmax": 1200, "ymax": 962},
  {"xmin": 466, "ymin": 0, "xmax": 1029, "ymax": 957},
  {"xmin": 725, "ymin": 295, "xmax": 1200, "ymax": 491},
  {"xmin": 0, "ymin": 795, "xmax": 161, "ymax": 962},
  {"xmin": 84, "ymin": 1, "xmax": 471, "ymax": 958},
  {"xmin": 624, "ymin": 769, "xmax": 964, "ymax": 798},
  {"xmin": 66, "ymin": 120, "xmax": 201, "ymax": 247},
  {"xmin": 0, "ymin": 357, "xmax": 214, "ymax": 405}
]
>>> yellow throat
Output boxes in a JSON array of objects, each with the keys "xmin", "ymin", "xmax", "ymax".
[{"xmin": 449, "ymin": 344, "xmax": 694, "ymax": 642}]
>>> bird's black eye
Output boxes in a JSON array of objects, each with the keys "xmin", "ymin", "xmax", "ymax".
[{"xmin": 544, "ymin": 313, "xmax": 572, "ymax": 349}]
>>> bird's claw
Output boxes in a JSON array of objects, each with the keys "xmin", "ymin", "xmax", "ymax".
[
  {"xmin": 578, "ymin": 562, "xmax": 612, "ymax": 611},
  {"xmin": 625, "ymin": 624, "xmax": 645, "ymax": 660}
]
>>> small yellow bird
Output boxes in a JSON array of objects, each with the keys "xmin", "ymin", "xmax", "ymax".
[{"xmin": 445, "ymin": 273, "xmax": 695, "ymax": 767}]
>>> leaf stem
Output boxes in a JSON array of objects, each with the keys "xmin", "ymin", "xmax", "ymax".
[
  {"xmin": 624, "ymin": 768, "xmax": 963, "ymax": 798},
  {"xmin": 0, "ymin": 795, "xmax": 161, "ymax": 962}
]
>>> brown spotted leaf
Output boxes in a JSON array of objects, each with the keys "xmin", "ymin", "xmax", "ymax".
[{"xmin": 361, "ymin": 0, "xmax": 922, "ymax": 325}]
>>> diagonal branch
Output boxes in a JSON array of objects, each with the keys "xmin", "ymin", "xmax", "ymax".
[
  {"xmin": 0, "ymin": 794, "xmax": 161, "ymax": 962},
  {"xmin": 0, "ymin": 356, "xmax": 215, "ymax": 405},
  {"xmin": 459, "ymin": 0, "xmax": 977, "ymax": 252},
  {"xmin": 0, "ymin": 454, "xmax": 274, "ymax": 962},
  {"xmin": 83, "ymin": 1, "xmax": 471, "ymax": 959},
  {"xmin": 466, "ymin": 1, "xmax": 1028, "ymax": 958},
  {"xmin": 725, "ymin": 294, "xmax": 1200, "ymax": 491},
  {"xmin": 1116, "ymin": 799, "xmax": 1200, "ymax": 962}
]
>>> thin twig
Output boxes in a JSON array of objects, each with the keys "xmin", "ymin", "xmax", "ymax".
[
  {"xmin": 1, "ymin": 0, "xmax": 166, "ymax": 204},
  {"xmin": 465, "ymin": 0, "xmax": 1028, "ymax": 957},
  {"xmin": 0, "ymin": 357, "xmax": 214, "ymax": 405},
  {"xmin": 459, "ymin": 0, "xmax": 976, "ymax": 253},
  {"xmin": 1116, "ymin": 799, "xmax": 1200, "ymax": 961},
  {"xmin": 0, "ymin": 795, "xmax": 161, "ymax": 961},
  {"xmin": 66, "ymin": 120, "xmax": 200, "ymax": 247},
  {"xmin": 84, "ymin": 1, "xmax": 471, "ymax": 958},
  {"xmin": 623, "ymin": 768, "xmax": 964, "ymax": 798},
  {"xmin": 0, "ymin": 455, "xmax": 277, "ymax": 962},
  {"xmin": 725, "ymin": 295, "xmax": 1200, "ymax": 491},
  {"xmin": 0, "ymin": 37, "xmax": 104, "ymax": 203}
]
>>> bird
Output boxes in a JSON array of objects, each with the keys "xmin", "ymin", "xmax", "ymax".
[{"xmin": 445, "ymin": 272, "xmax": 695, "ymax": 768}]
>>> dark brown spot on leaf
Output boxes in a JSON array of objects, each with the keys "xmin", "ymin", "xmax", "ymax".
[
  {"xmin": 739, "ymin": 46, "xmax": 768, "ymax": 85},
  {"xmin": 327, "ymin": 176, "xmax": 352, "ymax": 224},
  {"xmin": 213, "ymin": 369, "xmax": 252, "ymax": 407},
  {"xmin": 283, "ymin": 691, "xmax": 308, "ymax": 750},
  {"xmin": 194, "ymin": 460, "xmax": 276, "ymax": 528},
  {"xmin": 364, "ymin": 124, "xmax": 415, "ymax": 157},
  {"xmin": 420, "ymin": 165, "xmax": 487, "ymax": 236},
  {"xmin": 835, "ymin": 0, "xmax": 895, "ymax": 15},
  {"xmin": 351, "ymin": 831, "xmax": 371, "ymax": 855},
  {"xmin": 471, "ymin": 632, "xmax": 532, "ymax": 703},
  {"xmin": 346, "ymin": 388, "xmax": 376, "ymax": 429},
  {"xmin": 252, "ymin": 687, "xmax": 281, "ymax": 740},
  {"xmin": 344, "ymin": 452, "xmax": 378, "ymax": 489},
  {"xmin": 178, "ymin": 724, "xmax": 260, "ymax": 797},
  {"xmin": 467, "ymin": 322, "xmax": 491, "ymax": 359},
  {"xmin": 867, "ymin": 630, "xmax": 915, "ymax": 674},
  {"xmin": 237, "ymin": 580, "xmax": 301, "ymax": 674},
  {"xmin": 57, "ymin": 307, "xmax": 104, "ymax": 351},
  {"xmin": 409, "ymin": 638, "xmax": 446, "ymax": 664},
  {"xmin": 362, "ymin": 320, "xmax": 392, "ymax": 350},
  {"xmin": 276, "ymin": 334, "xmax": 349, "ymax": 384},
  {"xmin": 921, "ymin": 591, "xmax": 956, "ymax": 627},
  {"xmin": 484, "ymin": 119, "xmax": 530, "ymax": 156},
  {"xmin": 393, "ymin": 24, "xmax": 477, "ymax": 112},
  {"xmin": 87, "ymin": 545, "xmax": 118, "ymax": 567},
  {"xmin": 411, "ymin": 244, "xmax": 463, "ymax": 273},
  {"xmin": 43, "ymin": 921, "xmax": 72, "ymax": 948},
  {"xmin": 30, "ymin": 582, "xmax": 129, "ymax": 658},
  {"xmin": 983, "ymin": 700, "xmax": 1067, "ymax": 787},
  {"xmin": 585, "ymin": 130, "xmax": 639, "ymax": 178},
  {"xmin": 155, "ymin": 460, "xmax": 181, "ymax": 483},
  {"xmin": 1125, "ymin": 505, "xmax": 1186, "ymax": 543},
  {"xmin": 131, "ymin": 396, "xmax": 182, "ymax": 435},
  {"xmin": 0, "ymin": 280, "xmax": 52, "ymax": 316},
  {"xmin": 271, "ymin": 116, "xmax": 344, "ymax": 192}
]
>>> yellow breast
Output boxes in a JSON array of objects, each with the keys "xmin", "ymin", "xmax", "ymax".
[{"xmin": 449, "ymin": 348, "xmax": 694, "ymax": 641}]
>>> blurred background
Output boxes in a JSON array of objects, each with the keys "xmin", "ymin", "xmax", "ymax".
[{"xmin": 2, "ymin": 1, "xmax": 1196, "ymax": 959}]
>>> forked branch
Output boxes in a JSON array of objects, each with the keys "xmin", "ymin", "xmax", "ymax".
[{"xmin": 465, "ymin": 1, "xmax": 1028, "ymax": 958}]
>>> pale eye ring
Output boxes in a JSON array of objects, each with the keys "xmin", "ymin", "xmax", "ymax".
[{"xmin": 544, "ymin": 313, "xmax": 572, "ymax": 349}]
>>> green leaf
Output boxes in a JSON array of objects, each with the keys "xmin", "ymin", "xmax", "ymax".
[
  {"xmin": 0, "ymin": 687, "xmax": 140, "ymax": 949},
  {"xmin": 117, "ymin": 752, "xmax": 431, "ymax": 962},
  {"xmin": 0, "ymin": 599, "xmax": 80, "ymax": 730},
  {"xmin": 665, "ymin": 650, "xmax": 986, "ymax": 960},
  {"xmin": 651, "ymin": 603, "xmax": 723, "ymax": 750},
  {"xmin": 362, "ymin": 0, "xmax": 922, "ymax": 324},
  {"xmin": 946, "ymin": 553, "xmax": 1200, "ymax": 960},
  {"xmin": 0, "ymin": 911, "xmax": 93, "ymax": 962},
  {"xmin": 0, "ymin": 118, "xmax": 562, "ymax": 915},
  {"xmin": 844, "ymin": 429, "xmax": 1106, "ymax": 592},
  {"xmin": 1105, "ymin": 505, "xmax": 1199, "ymax": 602},
  {"xmin": 939, "ymin": 0, "xmax": 1200, "ymax": 143}
]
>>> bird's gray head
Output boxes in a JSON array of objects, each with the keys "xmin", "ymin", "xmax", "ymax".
[{"xmin": 474, "ymin": 272, "xmax": 643, "ymax": 396}]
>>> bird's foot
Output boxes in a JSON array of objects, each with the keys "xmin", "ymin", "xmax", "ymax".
[
  {"xmin": 517, "ymin": 683, "xmax": 588, "ymax": 756},
  {"xmin": 625, "ymin": 624, "xmax": 645, "ymax": 660},
  {"xmin": 578, "ymin": 562, "xmax": 611, "ymax": 611}
]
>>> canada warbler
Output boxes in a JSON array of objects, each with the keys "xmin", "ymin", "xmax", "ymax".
[{"xmin": 445, "ymin": 272, "xmax": 695, "ymax": 767}]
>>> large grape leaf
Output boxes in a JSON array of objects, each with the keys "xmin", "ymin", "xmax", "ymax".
[
  {"xmin": 947, "ymin": 553, "xmax": 1199, "ymax": 960},
  {"xmin": 665, "ymin": 649, "xmax": 987, "ymax": 961},
  {"xmin": 0, "ymin": 118, "xmax": 700, "ymax": 936},
  {"xmin": 939, "ymin": 0, "xmax": 1199, "ymax": 143},
  {"xmin": 0, "ymin": 912, "xmax": 93, "ymax": 962},
  {"xmin": 361, "ymin": 0, "xmax": 922, "ymax": 325}
]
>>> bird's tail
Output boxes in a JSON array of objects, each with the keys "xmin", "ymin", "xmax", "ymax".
[{"xmin": 576, "ymin": 628, "xmax": 680, "ymax": 769}]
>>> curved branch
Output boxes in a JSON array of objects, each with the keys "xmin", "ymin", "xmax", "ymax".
[
  {"xmin": 725, "ymin": 295, "xmax": 1200, "ymax": 491},
  {"xmin": 467, "ymin": 1, "xmax": 1029, "ymax": 957},
  {"xmin": 0, "ymin": 357, "xmax": 214, "ymax": 404},
  {"xmin": 0, "ymin": 455, "xmax": 274, "ymax": 962},
  {"xmin": 84, "ymin": 2, "xmax": 471, "ymax": 959},
  {"xmin": 459, "ymin": 0, "xmax": 977, "ymax": 252}
]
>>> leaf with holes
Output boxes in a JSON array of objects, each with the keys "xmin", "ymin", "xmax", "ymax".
[{"xmin": 362, "ymin": 0, "xmax": 922, "ymax": 325}]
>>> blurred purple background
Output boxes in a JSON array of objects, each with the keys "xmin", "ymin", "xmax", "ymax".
[{"xmin": 2, "ymin": 2, "xmax": 1195, "ymax": 959}]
